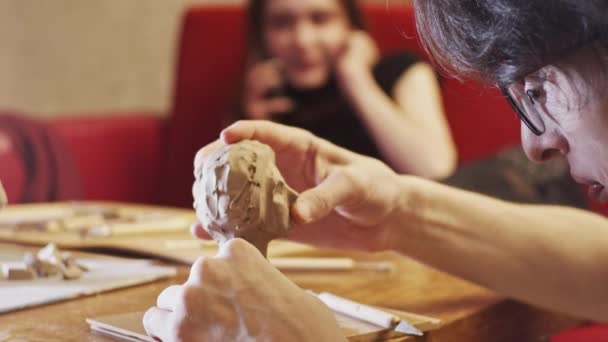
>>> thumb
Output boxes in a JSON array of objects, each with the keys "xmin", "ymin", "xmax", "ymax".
[
  {"xmin": 190, "ymin": 222, "xmax": 212, "ymax": 240},
  {"xmin": 292, "ymin": 169, "xmax": 356, "ymax": 224}
]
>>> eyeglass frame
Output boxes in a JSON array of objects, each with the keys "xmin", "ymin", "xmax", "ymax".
[{"xmin": 500, "ymin": 86, "xmax": 545, "ymax": 136}]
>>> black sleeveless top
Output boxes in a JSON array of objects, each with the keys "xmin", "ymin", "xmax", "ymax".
[{"xmin": 272, "ymin": 52, "xmax": 420, "ymax": 161}]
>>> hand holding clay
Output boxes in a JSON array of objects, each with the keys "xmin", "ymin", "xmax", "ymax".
[
  {"xmin": 193, "ymin": 140, "xmax": 297, "ymax": 256},
  {"xmin": 192, "ymin": 121, "xmax": 405, "ymax": 253}
]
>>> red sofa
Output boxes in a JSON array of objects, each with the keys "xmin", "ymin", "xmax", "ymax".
[
  {"xmin": 1, "ymin": 4, "xmax": 523, "ymax": 207},
  {"xmin": 0, "ymin": 112, "xmax": 164, "ymax": 204},
  {"xmin": 159, "ymin": 4, "xmax": 523, "ymax": 207}
]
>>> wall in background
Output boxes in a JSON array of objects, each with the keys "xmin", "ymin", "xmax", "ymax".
[{"xmin": 0, "ymin": 0, "xmax": 409, "ymax": 117}]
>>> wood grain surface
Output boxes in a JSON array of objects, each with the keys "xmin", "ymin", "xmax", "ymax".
[{"xmin": 0, "ymin": 202, "xmax": 581, "ymax": 341}]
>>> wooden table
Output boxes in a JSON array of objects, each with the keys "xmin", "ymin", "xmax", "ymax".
[{"xmin": 0, "ymin": 203, "xmax": 581, "ymax": 341}]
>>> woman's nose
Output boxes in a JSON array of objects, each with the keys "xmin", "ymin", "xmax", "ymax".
[
  {"xmin": 521, "ymin": 122, "xmax": 569, "ymax": 163},
  {"xmin": 293, "ymin": 22, "xmax": 316, "ymax": 48}
]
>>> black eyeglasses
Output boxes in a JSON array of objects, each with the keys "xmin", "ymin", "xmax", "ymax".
[{"xmin": 500, "ymin": 86, "xmax": 546, "ymax": 136}]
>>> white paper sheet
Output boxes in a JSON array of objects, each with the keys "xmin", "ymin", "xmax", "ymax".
[{"xmin": 0, "ymin": 255, "xmax": 176, "ymax": 313}]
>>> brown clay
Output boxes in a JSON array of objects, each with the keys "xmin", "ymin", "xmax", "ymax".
[{"xmin": 194, "ymin": 140, "xmax": 298, "ymax": 256}]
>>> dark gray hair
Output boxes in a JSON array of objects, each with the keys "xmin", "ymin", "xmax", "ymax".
[{"xmin": 413, "ymin": 0, "xmax": 608, "ymax": 86}]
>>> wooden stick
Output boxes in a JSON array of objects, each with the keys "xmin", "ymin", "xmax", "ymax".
[
  {"xmin": 85, "ymin": 217, "xmax": 190, "ymax": 237},
  {"xmin": 269, "ymin": 257, "xmax": 355, "ymax": 271},
  {"xmin": 163, "ymin": 240, "xmax": 217, "ymax": 249}
]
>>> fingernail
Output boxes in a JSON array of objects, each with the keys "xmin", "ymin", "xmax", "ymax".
[
  {"xmin": 295, "ymin": 201, "xmax": 313, "ymax": 223},
  {"xmin": 220, "ymin": 129, "xmax": 228, "ymax": 139}
]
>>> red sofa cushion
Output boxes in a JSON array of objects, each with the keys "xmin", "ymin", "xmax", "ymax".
[
  {"xmin": 0, "ymin": 135, "xmax": 26, "ymax": 204},
  {"xmin": 160, "ymin": 6, "xmax": 247, "ymax": 207},
  {"xmin": 46, "ymin": 113, "xmax": 164, "ymax": 203},
  {"xmin": 552, "ymin": 324, "xmax": 608, "ymax": 342}
]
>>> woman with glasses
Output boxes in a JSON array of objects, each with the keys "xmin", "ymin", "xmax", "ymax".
[{"xmin": 144, "ymin": 1, "xmax": 608, "ymax": 340}]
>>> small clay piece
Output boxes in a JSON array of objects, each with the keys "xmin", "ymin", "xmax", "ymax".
[
  {"xmin": 61, "ymin": 252, "xmax": 88, "ymax": 274},
  {"xmin": 37, "ymin": 243, "xmax": 62, "ymax": 265},
  {"xmin": 24, "ymin": 252, "xmax": 61, "ymax": 277},
  {"xmin": 30, "ymin": 244, "xmax": 87, "ymax": 280},
  {"xmin": 3, "ymin": 265, "xmax": 35, "ymax": 280},
  {"xmin": 1, "ymin": 244, "xmax": 87, "ymax": 281},
  {"xmin": 194, "ymin": 140, "xmax": 298, "ymax": 256},
  {"xmin": 0, "ymin": 180, "xmax": 6, "ymax": 209},
  {"xmin": 61, "ymin": 263, "xmax": 83, "ymax": 280}
]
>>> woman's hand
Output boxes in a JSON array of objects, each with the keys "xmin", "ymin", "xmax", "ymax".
[
  {"xmin": 143, "ymin": 239, "xmax": 345, "ymax": 342},
  {"xmin": 242, "ymin": 60, "xmax": 294, "ymax": 120},
  {"xmin": 192, "ymin": 120, "xmax": 407, "ymax": 252},
  {"xmin": 332, "ymin": 31, "xmax": 379, "ymax": 83}
]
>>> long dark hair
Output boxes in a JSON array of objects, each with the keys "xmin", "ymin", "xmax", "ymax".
[
  {"xmin": 413, "ymin": 0, "xmax": 608, "ymax": 86},
  {"xmin": 247, "ymin": 0, "xmax": 366, "ymax": 59}
]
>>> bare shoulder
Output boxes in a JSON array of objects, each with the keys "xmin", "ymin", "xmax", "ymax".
[{"xmin": 395, "ymin": 62, "xmax": 438, "ymax": 91}]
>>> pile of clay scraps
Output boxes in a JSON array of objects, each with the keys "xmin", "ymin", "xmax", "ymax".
[{"xmin": 1, "ymin": 243, "xmax": 88, "ymax": 281}]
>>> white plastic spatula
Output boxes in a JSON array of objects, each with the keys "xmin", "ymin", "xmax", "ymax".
[{"xmin": 311, "ymin": 291, "xmax": 424, "ymax": 336}]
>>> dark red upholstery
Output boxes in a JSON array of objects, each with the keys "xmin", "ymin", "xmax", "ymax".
[
  {"xmin": 552, "ymin": 324, "xmax": 608, "ymax": 342},
  {"xmin": 47, "ymin": 114, "xmax": 164, "ymax": 203},
  {"xmin": 160, "ymin": 4, "xmax": 521, "ymax": 207},
  {"xmin": 0, "ymin": 112, "xmax": 164, "ymax": 204},
  {"xmin": 160, "ymin": 7, "xmax": 248, "ymax": 207},
  {"xmin": 0, "ymin": 141, "xmax": 26, "ymax": 203}
]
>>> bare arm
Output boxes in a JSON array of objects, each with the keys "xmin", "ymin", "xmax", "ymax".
[
  {"xmin": 217, "ymin": 120, "xmax": 607, "ymax": 321},
  {"xmin": 390, "ymin": 176, "xmax": 608, "ymax": 321},
  {"xmin": 339, "ymin": 62, "xmax": 457, "ymax": 178}
]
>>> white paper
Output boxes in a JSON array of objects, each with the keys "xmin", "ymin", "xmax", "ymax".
[{"xmin": 0, "ymin": 257, "xmax": 176, "ymax": 313}]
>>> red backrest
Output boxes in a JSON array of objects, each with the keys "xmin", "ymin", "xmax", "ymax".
[
  {"xmin": 160, "ymin": 6, "xmax": 247, "ymax": 207},
  {"xmin": 160, "ymin": 4, "xmax": 521, "ymax": 207},
  {"xmin": 0, "ymin": 143, "xmax": 26, "ymax": 204},
  {"xmin": 47, "ymin": 115, "xmax": 164, "ymax": 203}
]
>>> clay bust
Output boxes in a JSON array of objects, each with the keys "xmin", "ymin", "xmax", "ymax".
[
  {"xmin": 0, "ymin": 180, "xmax": 6, "ymax": 209},
  {"xmin": 194, "ymin": 140, "xmax": 297, "ymax": 256}
]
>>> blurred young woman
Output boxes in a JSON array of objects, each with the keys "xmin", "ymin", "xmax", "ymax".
[{"xmin": 238, "ymin": 0, "xmax": 456, "ymax": 178}]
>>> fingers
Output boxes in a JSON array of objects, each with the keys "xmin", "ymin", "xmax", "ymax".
[
  {"xmin": 157, "ymin": 285, "xmax": 181, "ymax": 310},
  {"xmin": 187, "ymin": 256, "xmax": 208, "ymax": 283},
  {"xmin": 292, "ymin": 168, "xmax": 359, "ymax": 224},
  {"xmin": 143, "ymin": 307, "xmax": 171, "ymax": 342},
  {"xmin": 244, "ymin": 59, "xmax": 290, "ymax": 120},
  {"xmin": 221, "ymin": 120, "xmax": 316, "ymax": 154},
  {"xmin": 190, "ymin": 222, "xmax": 212, "ymax": 240},
  {"xmin": 222, "ymin": 121, "xmax": 351, "ymax": 163},
  {"xmin": 216, "ymin": 238, "xmax": 262, "ymax": 260},
  {"xmin": 186, "ymin": 240, "xmax": 264, "ymax": 286},
  {"xmin": 187, "ymin": 255, "xmax": 234, "ymax": 290},
  {"xmin": 265, "ymin": 97, "xmax": 294, "ymax": 115},
  {"xmin": 246, "ymin": 59, "xmax": 284, "ymax": 97}
]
